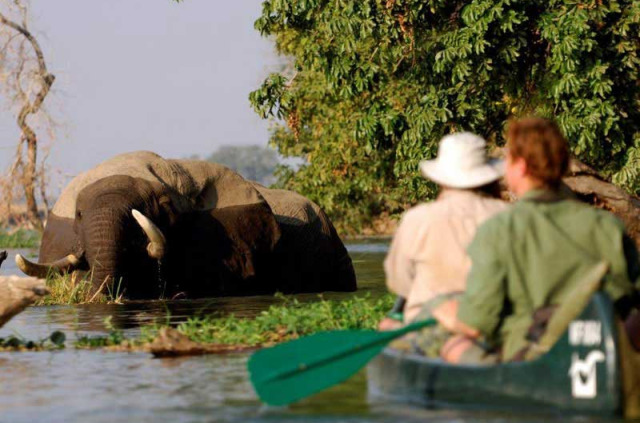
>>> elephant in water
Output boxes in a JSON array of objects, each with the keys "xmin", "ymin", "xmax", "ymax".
[{"xmin": 16, "ymin": 151, "xmax": 356, "ymax": 299}]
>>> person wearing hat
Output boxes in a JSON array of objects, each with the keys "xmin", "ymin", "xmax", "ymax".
[
  {"xmin": 440, "ymin": 118, "xmax": 640, "ymax": 364},
  {"xmin": 379, "ymin": 132, "xmax": 507, "ymax": 338}
]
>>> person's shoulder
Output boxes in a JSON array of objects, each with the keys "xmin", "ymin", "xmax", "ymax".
[
  {"xmin": 399, "ymin": 203, "xmax": 432, "ymax": 227},
  {"xmin": 401, "ymin": 202, "xmax": 441, "ymax": 221},
  {"xmin": 479, "ymin": 196, "xmax": 509, "ymax": 212},
  {"xmin": 392, "ymin": 203, "xmax": 441, "ymax": 240},
  {"xmin": 396, "ymin": 201, "xmax": 455, "ymax": 233},
  {"xmin": 475, "ymin": 203, "xmax": 513, "ymax": 237},
  {"xmin": 579, "ymin": 203, "xmax": 626, "ymax": 231},
  {"xmin": 466, "ymin": 206, "xmax": 510, "ymax": 258}
]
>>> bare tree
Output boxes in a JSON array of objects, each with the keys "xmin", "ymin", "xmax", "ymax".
[{"xmin": 0, "ymin": 0, "xmax": 54, "ymax": 231}]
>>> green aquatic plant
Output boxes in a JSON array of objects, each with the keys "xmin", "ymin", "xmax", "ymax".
[
  {"xmin": 73, "ymin": 294, "xmax": 395, "ymax": 349},
  {"xmin": 0, "ymin": 229, "xmax": 41, "ymax": 249},
  {"xmin": 37, "ymin": 273, "xmax": 95, "ymax": 305},
  {"xmin": 164, "ymin": 293, "xmax": 395, "ymax": 346},
  {"xmin": 36, "ymin": 272, "xmax": 125, "ymax": 306},
  {"xmin": 0, "ymin": 330, "xmax": 65, "ymax": 351},
  {"xmin": 75, "ymin": 316, "xmax": 128, "ymax": 348}
]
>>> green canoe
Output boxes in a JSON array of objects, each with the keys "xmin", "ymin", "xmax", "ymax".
[{"xmin": 367, "ymin": 293, "xmax": 640, "ymax": 417}]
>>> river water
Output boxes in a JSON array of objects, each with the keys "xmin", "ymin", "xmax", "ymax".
[{"xmin": 0, "ymin": 243, "xmax": 625, "ymax": 423}]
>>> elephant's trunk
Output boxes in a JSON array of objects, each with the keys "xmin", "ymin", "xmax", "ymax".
[
  {"xmin": 88, "ymin": 249, "xmax": 119, "ymax": 292},
  {"xmin": 84, "ymin": 208, "xmax": 127, "ymax": 292}
]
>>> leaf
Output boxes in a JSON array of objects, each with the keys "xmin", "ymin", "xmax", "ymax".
[{"xmin": 50, "ymin": 331, "xmax": 66, "ymax": 347}]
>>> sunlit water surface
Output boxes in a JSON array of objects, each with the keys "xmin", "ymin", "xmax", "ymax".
[{"xmin": 0, "ymin": 243, "xmax": 625, "ymax": 423}]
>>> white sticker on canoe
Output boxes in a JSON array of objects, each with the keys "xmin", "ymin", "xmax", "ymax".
[
  {"xmin": 569, "ymin": 320, "xmax": 602, "ymax": 346},
  {"xmin": 568, "ymin": 351, "xmax": 605, "ymax": 398}
]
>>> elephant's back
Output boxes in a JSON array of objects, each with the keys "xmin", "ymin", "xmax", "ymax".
[
  {"xmin": 251, "ymin": 184, "xmax": 330, "ymax": 231},
  {"xmin": 172, "ymin": 160, "xmax": 268, "ymax": 210},
  {"xmin": 51, "ymin": 151, "xmax": 196, "ymax": 219},
  {"xmin": 50, "ymin": 151, "xmax": 273, "ymax": 223},
  {"xmin": 251, "ymin": 184, "xmax": 357, "ymax": 292}
]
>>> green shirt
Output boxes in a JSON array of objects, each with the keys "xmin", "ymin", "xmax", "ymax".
[{"xmin": 458, "ymin": 189, "xmax": 640, "ymax": 361}]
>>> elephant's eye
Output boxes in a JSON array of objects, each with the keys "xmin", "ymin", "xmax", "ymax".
[{"xmin": 76, "ymin": 211, "xmax": 82, "ymax": 219}]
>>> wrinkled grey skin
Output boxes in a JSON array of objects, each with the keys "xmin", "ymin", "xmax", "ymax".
[{"xmin": 24, "ymin": 151, "xmax": 356, "ymax": 299}]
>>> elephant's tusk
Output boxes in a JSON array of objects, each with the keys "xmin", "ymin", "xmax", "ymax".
[
  {"xmin": 132, "ymin": 209, "xmax": 166, "ymax": 259},
  {"xmin": 15, "ymin": 253, "xmax": 81, "ymax": 278}
]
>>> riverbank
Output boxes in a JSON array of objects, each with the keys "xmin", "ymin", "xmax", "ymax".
[
  {"xmin": 0, "ymin": 227, "xmax": 398, "ymax": 250},
  {"xmin": 0, "ymin": 229, "xmax": 40, "ymax": 249}
]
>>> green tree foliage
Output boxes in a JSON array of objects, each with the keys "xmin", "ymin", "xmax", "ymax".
[
  {"xmin": 250, "ymin": 0, "xmax": 640, "ymax": 232},
  {"xmin": 207, "ymin": 145, "xmax": 279, "ymax": 185}
]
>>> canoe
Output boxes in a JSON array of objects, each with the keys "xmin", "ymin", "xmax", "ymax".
[{"xmin": 367, "ymin": 292, "xmax": 640, "ymax": 417}]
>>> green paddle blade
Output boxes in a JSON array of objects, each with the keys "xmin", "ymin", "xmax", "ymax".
[{"xmin": 248, "ymin": 318, "xmax": 436, "ymax": 406}]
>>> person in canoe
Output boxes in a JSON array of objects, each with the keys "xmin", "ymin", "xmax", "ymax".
[
  {"xmin": 439, "ymin": 117, "xmax": 640, "ymax": 364},
  {"xmin": 379, "ymin": 132, "xmax": 507, "ymax": 354}
]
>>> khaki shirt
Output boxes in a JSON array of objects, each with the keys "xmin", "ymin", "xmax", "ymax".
[
  {"xmin": 384, "ymin": 190, "xmax": 507, "ymax": 322},
  {"xmin": 458, "ymin": 189, "xmax": 640, "ymax": 361}
]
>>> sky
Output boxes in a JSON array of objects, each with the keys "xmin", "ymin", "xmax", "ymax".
[{"xmin": 0, "ymin": 1, "xmax": 283, "ymax": 188}]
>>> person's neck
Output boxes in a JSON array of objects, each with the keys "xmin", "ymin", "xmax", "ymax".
[{"xmin": 514, "ymin": 177, "xmax": 546, "ymax": 197}]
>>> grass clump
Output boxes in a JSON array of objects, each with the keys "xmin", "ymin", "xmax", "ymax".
[
  {"xmin": 0, "ymin": 228, "xmax": 41, "ymax": 249},
  {"xmin": 36, "ymin": 273, "xmax": 124, "ymax": 306},
  {"xmin": 165, "ymin": 293, "xmax": 394, "ymax": 346}
]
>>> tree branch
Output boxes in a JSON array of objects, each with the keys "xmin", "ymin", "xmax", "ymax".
[
  {"xmin": 0, "ymin": 11, "xmax": 49, "ymax": 77},
  {"xmin": 0, "ymin": 5, "xmax": 55, "ymax": 230}
]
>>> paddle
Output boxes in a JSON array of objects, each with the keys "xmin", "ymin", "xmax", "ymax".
[{"xmin": 248, "ymin": 317, "xmax": 437, "ymax": 406}]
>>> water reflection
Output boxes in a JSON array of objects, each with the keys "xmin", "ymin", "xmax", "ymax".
[{"xmin": 0, "ymin": 244, "xmax": 626, "ymax": 422}]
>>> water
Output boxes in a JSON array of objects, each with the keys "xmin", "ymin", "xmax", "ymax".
[{"xmin": 0, "ymin": 244, "xmax": 625, "ymax": 423}]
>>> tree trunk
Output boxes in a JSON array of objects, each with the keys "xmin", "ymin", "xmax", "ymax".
[
  {"xmin": 0, "ymin": 11, "xmax": 55, "ymax": 231},
  {"xmin": 23, "ymin": 136, "xmax": 41, "ymax": 230},
  {"xmin": 563, "ymin": 159, "xmax": 640, "ymax": 247}
]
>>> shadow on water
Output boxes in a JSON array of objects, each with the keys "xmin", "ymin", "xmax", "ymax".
[{"xmin": 0, "ymin": 244, "xmax": 629, "ymax": 423}]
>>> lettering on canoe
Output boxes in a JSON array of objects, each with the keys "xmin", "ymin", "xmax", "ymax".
[
  {"xmin": 568, "ymin": 320, "xmax": 602, "ymax": 346},
  {"xmin": 568, "ymin": 350, "xmax": 605, "ymax": 399}
]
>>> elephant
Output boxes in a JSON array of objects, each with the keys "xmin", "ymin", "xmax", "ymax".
[{"xmin": 16, "ymin": 151, "xmax": 356, "ymax": 299}]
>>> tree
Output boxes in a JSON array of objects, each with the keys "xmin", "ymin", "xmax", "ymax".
[
  {"xmin": 0, "ymin": 0, "xmax": 55, "ymax": 230},
  {"xmin": 250, "ymin": 0, "xmax": 640, "ymax": 232},
  {"xmin": 207, "ymin": 145, "xmax": 279, "ymax": 186}
]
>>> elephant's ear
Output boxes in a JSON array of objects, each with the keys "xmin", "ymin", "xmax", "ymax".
[
  {"xmin": 171, "ymin": 202, "xmax": 279, "ymax": 287},
  {"xmin": 178, "ymin": 159, "xmax": 282, "ymax": 248},
  {"xmin": 208, "ymin": 201, "xmax": 281, "ymax": 279},
  {"xmin": 167, "ymin": 160, "xmax": 282, "ymax": 278}
]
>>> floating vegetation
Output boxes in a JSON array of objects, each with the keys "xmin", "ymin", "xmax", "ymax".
[
  {"xmin": 0, "ymin": 330, "xmax": 66, "ymax": 351},
  {"xmin": 73, "ymin": 294, "xmax": 395, "ymax": 353},
  {"xmin": 171, "ymin": 293, "xmax": 395, "ymax": 346},
  {"xmin": 4, "ymin": 294, "xmax": 395, "ymax": 355},
  {"xmin": 0, "ymin": 229, "xmax": 41, "ymax": 249},
  {"xmin": 74, "ymin": 316, "xmax": 143, "ymax": 349}
]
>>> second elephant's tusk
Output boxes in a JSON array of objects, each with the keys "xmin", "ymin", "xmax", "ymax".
[
  {"xmin": 132, "ymin": 209, "xmax": 166, "ymax": 259},
  {"xmin": 15, "ymin": 254, "xmax": 81, "ymax": 278}
]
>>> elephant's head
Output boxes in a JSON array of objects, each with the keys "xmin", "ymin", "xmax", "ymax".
[{"xmin": 17, "ymin": 175, "xmax": 176, "ymax": 298}]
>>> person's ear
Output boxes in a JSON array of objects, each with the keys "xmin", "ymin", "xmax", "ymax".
[{"xmin": 513, "ymin": 156, "xmax": 528, "ymax": 178}]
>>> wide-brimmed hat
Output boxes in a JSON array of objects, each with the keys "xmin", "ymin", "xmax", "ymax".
[{"xmin": 419, "ymin": 132, "xmax": 504, "ymax": 189}]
